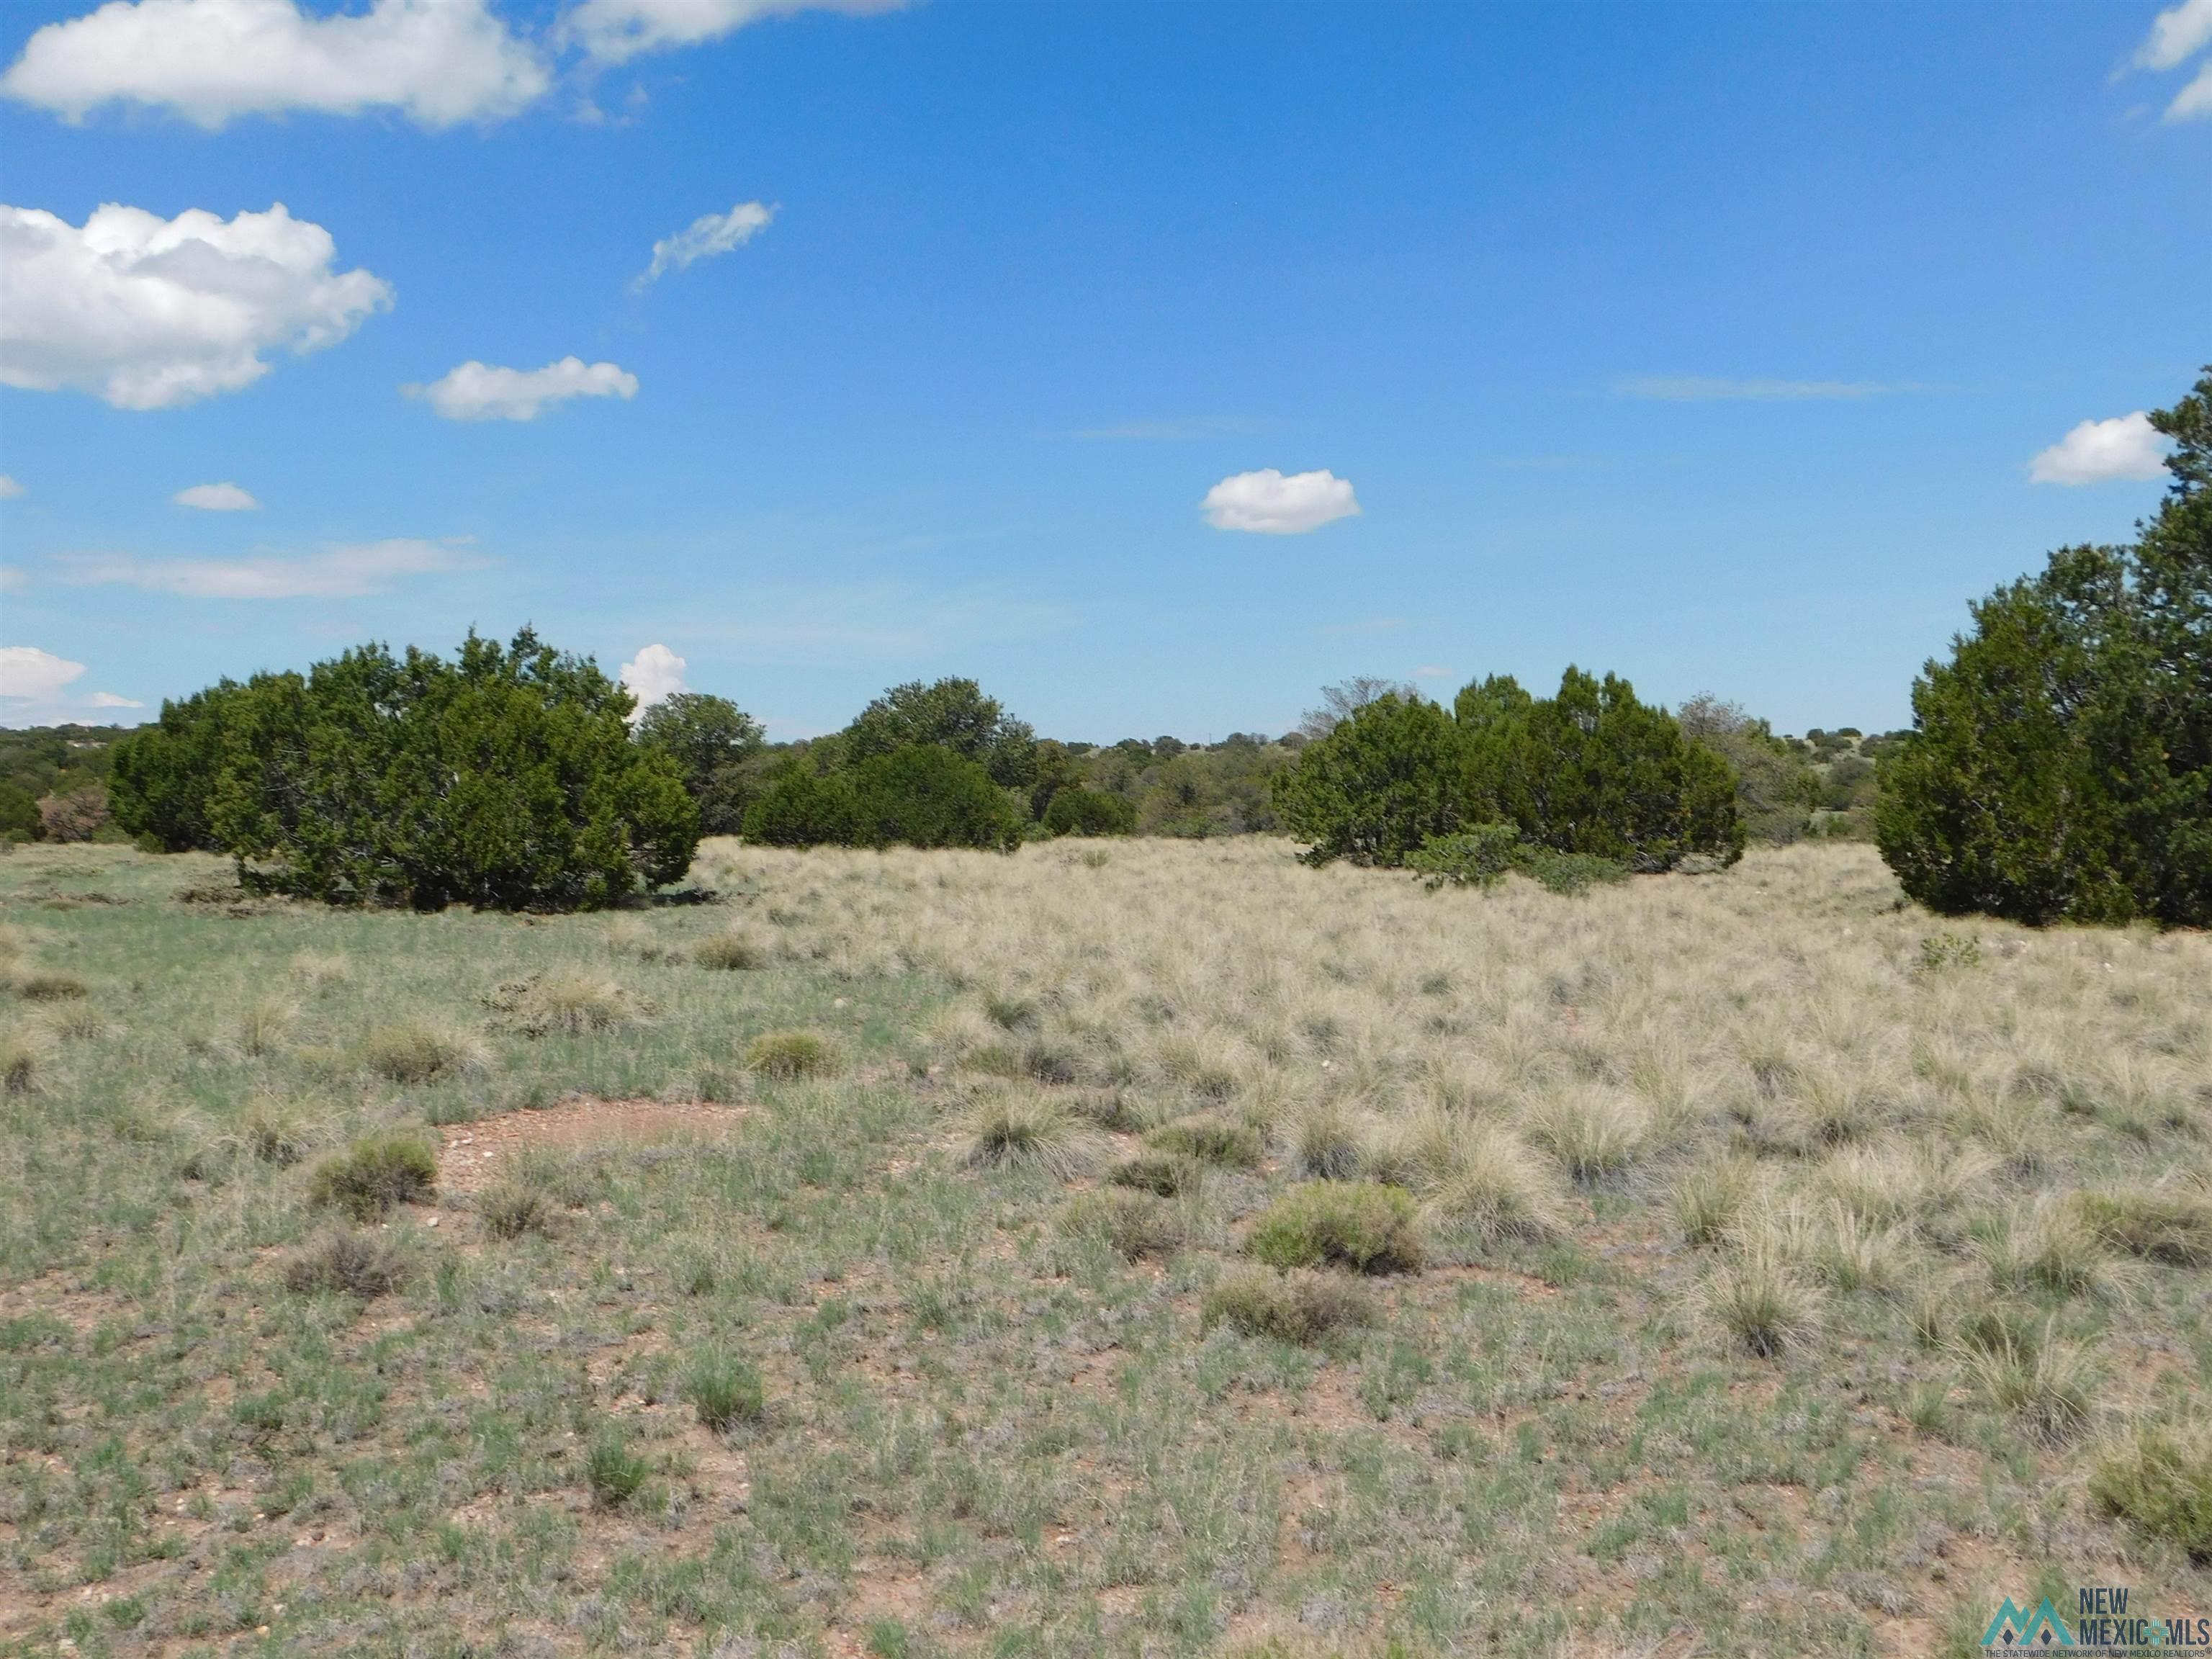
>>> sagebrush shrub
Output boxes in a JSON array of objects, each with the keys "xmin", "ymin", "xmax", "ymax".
[
  {"xmin": 307, "ymin": 1132, "xmax": 437, "ymax": 1218},
  {"xmin": 1246, "ymin": 1181, "xmax": 1422, "ymax": 1274},
  {"xmin": 479, "ymin": 1179, "xmax": 555, "ymax": 1239}
]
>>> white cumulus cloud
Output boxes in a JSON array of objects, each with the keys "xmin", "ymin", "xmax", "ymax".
[
  {"xmin": 410, "ymin": 356, "xmax": 637, "ymax": 421},
  {"xmin": 174, "ymin": 481, "xmax": 258, "ymax": 511},
  {"xmin": 0, "ymin": 475, "xmax": 21, "ymax": 499},
  {"xmin": 0, "ymin": 644, "xmax": 141, "ymax": 724},
  {"xmin": 1200, "ymin": 468, "xmax": 1361, "ymax": 535},
  {"xmin": 636, "ymin": 202, "xmax": 774, "ymax": 289},
  {"xmin": 1, "ymin": 0, "xmax": 548, "ymax": 129},
  {"xmin": 60, "ymin": 536, "xmax": 477, "ymax": 598},
  {"xmin": 2028, "ymin": 411, "xmax": 2173, "ymax": 485},
  {"xmin": 562, "ymin": 0, "xmax": 904, "ymax": 64},
  {"xmin": 620, "ymin": 643, "xmax": 688, "ymax": 714},
  {"xmin": 0, "ymin": 201, "xmax": 391, "ymax": 410}
]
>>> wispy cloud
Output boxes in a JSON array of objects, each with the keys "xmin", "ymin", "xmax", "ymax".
[
  {"xmin": 1612, "ymin": 375, "xmax": 1928, "ymax": 403},
  {"xmin": 174, "ymin": 481, "xmax": 258, "ymax": 511},
  {"xmin": 408, "ymin": 357, "xmax": 637, "ymax": 421},
  {"xmin": 634, "ymin": 202, "xmax": 774, "ymax": 291},
  {"xmin": 57, "ymin": 536, "xmax": 481, "ymax": 599}
]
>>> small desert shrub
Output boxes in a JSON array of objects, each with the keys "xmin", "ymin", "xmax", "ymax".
[
  {"xmin": 284, "ymin": 1229, "xmax": 409, "ymax": 1299},
  {"xmin": 1289, "ymin": 1102, "xmax": 1364, "ymax": 1180},
  {"xmin": 1521, "ymin": 1088, "xmax": 1649, "ymax": 1182},
  {"xmin": 1962, "ymin": 1320, "xmax": 2097, "ymax": 1444},
  {"xmin": 1146, "ymin": 1115, "xmax": 1263, "ymax": 1169},
  {"xmin": 1518, "ymin": 849, "xmax": 1629, "ymax": 895},
  {"xmin": 585, "ymin": 1427, "xmax": 650, "ymax": 1508},
  {"xmin": 1247, "ymin": 1181, "xmax": 1423, "ymax": 1274},
  {"xmin": 1421, "ymin": 1124, "xmax": 1566, "ymax": 1244},
  {"xmin": 485, "ymin": 970, "xmax": 640, "ymax": 1035},
  {"xmin": 307, "ymin": 1132, "xmax": 438, "ymax": 1218},
  {"xmin": 1918, "ymin": 931, "xmax": 1983, "ymax": 973},
  {"xmin": 2090, "ymin": 1421, "xmax": 2212, "ymax": 1561},
  {"xmin": 289, "ymin": 951, "xmax": 350, "ymax": 987},
  {"xmin": 1672, "ymin": 1159, "xmax": 1755, "ymax": 1249},
  {"xmin": 238, "ymin": 997, "xmax": 296, "ymax": 1058},
  {"xmin": 2068, "ymin": 1187, "xmax": 2212, "ymax": 1266},
  {"xmin": 961, "ymin": 1092, "xmax": 1096, "ymax": 1179},
  {"xmin": 1111, "ymin": 1150, "xmax": 1204, "ymax": 1197},
  {"xmin": 479, "ymin": 1179, "xmax": 556, "ymax": 1240},
  {"xmin": 359, "ymin": 1020, "xmax": 487, "ymax": 1084},
  {"xmin": 683, "ymin": 1348, "xmax": 767, "ymax": 1432},
  {"xmin": 16, "ymin": 974, "xmax": 86, "ymax": 1002},
  {"xmin": 693, "ymin": 931, "xmax": 765, "ymax": 971},
  {"xmin": 1062, "ymin": 1188, "xmax": 1187, "ymax": 1260},
  {"xmin": 1701, "ymin": 1245, "xmax": 1819, "ymax": 1358},
  {"xmin": 1202, "ymin": 1265, "xmax": 1380, "ymax": 1345},
  {"xmin": 746, "ymin": 1029, "xmax": 840, "ymax": 1079}
]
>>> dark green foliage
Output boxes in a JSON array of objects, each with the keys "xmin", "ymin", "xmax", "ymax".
[
  {"xmin": 307, "ymin": 1133, "xmax": 438, "ymax": 1218},
  {"xmin": 742, "ymin": 761, "xmax": 858, "ymax": 848},
  {"xmin": 1041, "ymin": 785, "xmax": 1136, "ymax": 837},
  {"xmin": 851, "ymin": 745, "xmax": 1025, "ymax": 851},
  {"xmin": 1516, "ymin": 848, "xmax": 1629, "ymax": 894},
  {"xmin": 1271, "ymin": 693, "xmax": 1467, "ymax": 866},
  {"xmin": 1879, "ymin": 369, "xmax": 2211, "ymax": 925},
  {"xmin": 745, "ymin": 1029, "xmax": 840, "ymax": 1079},
  {"xmin": 0, "ymin": 724, "xmax": 126, "ymax": 842},
  {"xmin": 842, "ymin": 677, "xmax": 1038, "ymax": 789},
  {"xmin": 1457, "ymin": 668, "xmax": 1744, "ymax": 871},
  {"xmin": 633, "ymin": 693, "xmax": 766, "ymax": 836},
  {"xmin": 1678, "ymin": 695, "xmax": 1822, "ymax": 843},
  {"xmin": 1246, "ymin": 1180, "xmax": 1423, "ymax": 1273},
  {"xmin": 1405, "ymin": 824, "xmax": 1522, "ymax": 889},
  {"xmin": 0, "ymin": 782, "xmax": 41, "ymax": 842},
  {"xmin": 119, "ymin": 630, "xmax": 699, "ymax": 909},
  {"xmin": 1074, "ymin": 733, "xmax": 1292, "ymax": 837}
]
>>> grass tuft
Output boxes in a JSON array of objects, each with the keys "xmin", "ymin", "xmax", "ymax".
[
  {"xmin": 1061, "ymin": 1187, "xmax": 1188, "ymax": 1260},
  {"xmin": 1145, "ymin": 1114, "xmax": 1263, "ymax": 1169},
  {"xmin": 585, "ymin": 1426, "xmax": 650, "ymax": 1508},
  {"xmin": 683, "ymin": 1346, "xmax": 767, "ymax": 1432},
  {"xmin": 693, "ymin": 931, "xmax": 765, "ymax": 971},
  {"xmin": 479, "ymin": 1178, "xmax": 556, "ymax": 1239},
  {"xmin": 1701, "ymin": 1244, "xmax": 1820, "ymax": 1358},
  {"xmin": 0, "ymin": 1027, "xmax": 48, "ymax": 1093},
  {"xmin": 283, "ymin": 1228, "xmax": 409, "ymax": 1299},
  {"xmin": 1288, "ymin": 1101, "xmax": 1364, "ymax": 1180},
  {"xmin": 745, "ymin": 1028, "xmax": 840, "ymax": 1079},
  {"xmin": 1420, "ymin": 1123, "xmax": 1567, "ymax": 1244},
  {"xmin": 307, "ymin": 1131, "xmax": 438, "ymax": 1218},
  {"xmin": 2090, "ymin": 1421, "xmax": 2212, "ymax": 1562},
  {"xmin": 1521, "ymin": 1088, "xmax": 1650, "ymax": 1182},
  {"xmin": 359, "ymin": 1020, "xmax": 488, "ymax": 1084},
  {"xmin": 2067, "ymin": 1186, "xmax": 2212, "ymax": 1266},
  {"xmin": 1960, "ymin": 1318, "xmax": 2098, "ymax": 1444},
  {"xmin": 485, "ymin": 969, "xmax": 642, "ymax": 1035},
  {"xmin": 961, "ymin": 1091, "xmax": 1096, "ymax": 1179},
  {"xmin": 1247, "ymin": 1180, "xmax": 1423, "ymax": 1274},
  {"xmin": 1110, "ymin": 1149, "xmax": 1205, "ymax": 1196},
  {"xmin": 1201, "ymin": 1264, "xmax": 1380, "ymax": 1345}
]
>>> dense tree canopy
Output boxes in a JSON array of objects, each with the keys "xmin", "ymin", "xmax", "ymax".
[
  {"xmin": 842, "ymin": 678, "xmax": 1038, "ymax": 789},
  {"xmin": 1876, "ymin": 368, "xmax": 2212, "ymax": 926},
  {"xmin": 109, "ymin": 630, "xmax": 698, "ymax": 910},
  {"xmin": 633, "ymin": 692, "xmax": 766, "ymax": 836}
]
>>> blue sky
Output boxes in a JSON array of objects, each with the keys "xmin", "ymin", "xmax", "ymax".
[{"xmin": 1, "ymin": 0, "xmax": 2206, "ymax": 740}]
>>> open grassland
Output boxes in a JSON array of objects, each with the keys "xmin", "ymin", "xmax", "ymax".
[{"xmin": 3, "ymin": 837, "xmax": 2210, "ymax": 1658}]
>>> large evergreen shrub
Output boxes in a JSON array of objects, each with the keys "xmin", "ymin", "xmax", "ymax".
[
  {"xmin": 633, "ymin": 692, "xmax": 765, "ymax": 836},
  {"xmin": 114, "ymin": 630, "xmax": 698, "ymax": 910},
  {"xmin": 1876, "ymin": 369, "xmax": 2210, "ymax": 926},
  {"xmin": 740, "ymin": 762, "xmax": 859, "ymax": 848},
  {"xmin": 852, "ymin": 745, "xmax": 1025, "ymax": 851}
]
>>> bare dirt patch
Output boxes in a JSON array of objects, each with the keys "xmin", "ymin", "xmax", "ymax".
[{"xmin": 436, "ymin": 1096, "xmax": 749, "ymax": 1192}]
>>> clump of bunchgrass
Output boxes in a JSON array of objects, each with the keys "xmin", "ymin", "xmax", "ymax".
[
  {"xmin": 1145, "ymin": 1114, "xmax": 1263, "ymax": 1169},
  {"xmin": 238, "ymin": 1094, "xmax": 320, "ymax": 1167},
  {"xmin": 1521, "ymin": 1087, "xmax": 1650, "ymax": 1183},
  {"xmin": 692, "ymin": 931, "xmax": 765, "ymax": 971},
  {"xmin": 289, "ymin": 951, "xmax": 350, "ymax": 987},
  {"xmin": 1420, "ymin": 1123, "xmax": 1567, "ymax": 1245},
  {"xmin": 14, "ymin": 973, "xmax": 87, "ymax": 1002},
  {"xmin": 283, "ymin": 1228, "xmax": 409, "ymax": 1299},
  {"xmin": 2067, "ymin": 1185, "xmax": 2212, "ymax": 1266},
  {"xmin": 1973, "ymin": 1198, "xmax": 2128, "ymax": 1301},
  {"xmin": 961, "ymin": 1090, "xmax": 1097, "ymax": 1179},
  {"xmin": 1959, "ymin": 1317, "xmax": 2097, "ymax": 1444},
  {"xmin": 1201, "ymin": 1264, "xmax": 1380, "ymax": 1345},
  {"xmin": 682, "ymin": 1346, "xmax": 767, "ymax": 1433},
  {"xmin": 1061, "ymin": 1187, "xmax": 1188, "ymax": 1261},
  {"xmin": 485, "ymin": 969, "xmax": 642, "ymax": 1035},
  {"xmin": 1671, "ymin": 1158, "xmax": 1757, "ymax": 1249},
  {"xmin": 1288, "ymin": 1101, "xmax": 1364, "ymax": 1180},
  {"xmin": 745, "ymin": 1029, "xmax": 840, "ymax": 1080},
  {"xmin": 307, "ymin": 1131, "xmax": 437, "ymax": 1218},
  {"xmin": 1699, "ymin": 1242, "xmax": 1820, "ymax": 1359},
  {"xmin": 358, "ymin": 1020, "xmax": 489, "ymax": 1084},
  {"xmin": 478, "ymin": 1178, "xmax": 557, "ymax": 1240},
  {"xmin": 2089, "ymin": 1419, "xmax": 2212, "ymax": 1561},
  {"xmin": 1110, "ymin": 1150, "xmax": 1205, "ymax": 1197},
  {"xmin": 0, "ymin": 1027, "xmax": 48, "ymax": 1094},
  {"xmin": 238, "ymin": 996, "xmax": 296, "ymax": 1058},
  {"xmin": 1246, "ymin": 1180, "xmax": 1422, "ymax": 1274},
  {"xmin": 36, "ymin": 999, "xmax": 104, "ymax": 1043},
  {"xmin": 585, "ymin": 1426, "xmax": 650, "ymax": 1508}
]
